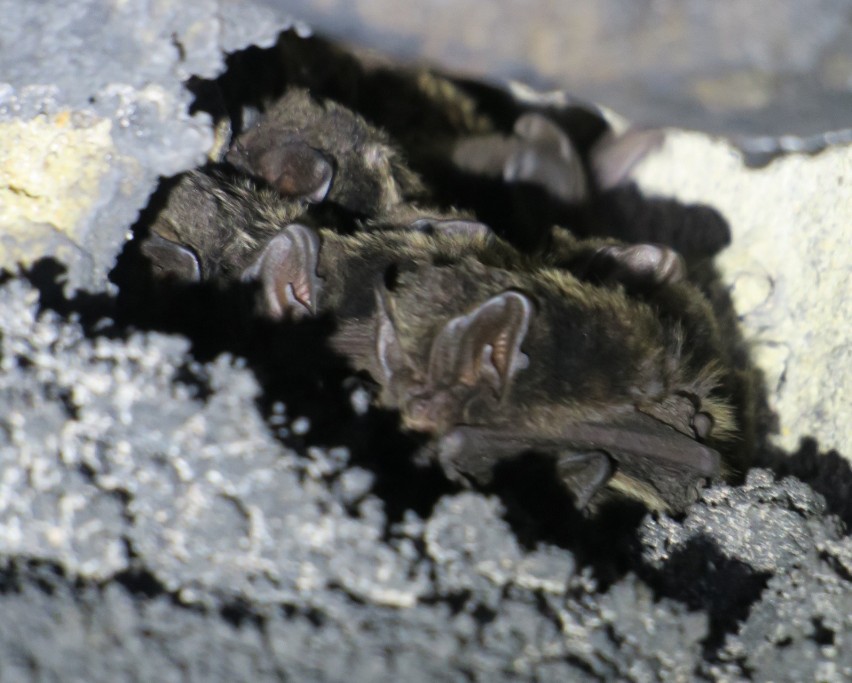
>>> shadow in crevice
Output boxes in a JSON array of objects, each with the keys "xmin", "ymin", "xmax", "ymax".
[
  {"xmin": 484, "ymin": 452, "xmax": 649, "ymax": 587},
  {"xmin": 17, "ymin": 259, "xmax": 117, "ymax": 336},
  {"xmin": 758, "ymin": 437, "xmax": 852, "ymax": 529},
  {"xmin": 638, "ymin": 535, "xmax": 771, "ymax": 659},
  {"xmin": 0, "ymin": 559, "xmax": 70, "ymax": 597}
]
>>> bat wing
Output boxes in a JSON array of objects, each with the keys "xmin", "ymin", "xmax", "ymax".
[
  {"xmin": 553, "ymin": 412, "xmax": 720, "ymax": 479},
  {"xmin": 435, "ymin": 410, "xmax": 720, "ymax": 510}
]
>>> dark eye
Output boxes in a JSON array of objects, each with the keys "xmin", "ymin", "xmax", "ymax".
[{"xmin": 692, "ymin": 411, "xmax": 714, "ymax": 440}]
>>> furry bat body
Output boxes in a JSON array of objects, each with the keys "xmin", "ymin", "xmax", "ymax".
[
  {"xmin": 140, "ymin": 168, "xmax": 478, "ymax": 284},
  {"xmin": 244, "ymin": 220, "xmax": 742, "ymax": 512}
]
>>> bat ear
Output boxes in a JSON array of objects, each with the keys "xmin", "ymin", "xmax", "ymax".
[
  {"xmin": 140, "ymin": 234, "xmax": 202, "ymax": 282},
  {"xmin": 428, "ymin": 291, "xmax": 533, "ymax": 396},
  {"xmin": 590, "ymin": 128, "xmax": 664, "ymax": 190},
  {"xmin": 589, "ymin": 243, "xmax": 686, "ymax": 288},
  {"xmin": 556, "ymin": 450, "xmax": 613, "ymax": 509},
  {"xmin": 241, "ymin": 224, "xmax": 322, "ymax": 320},
  {"xmin": 373, "ymin": 286, "xmax": 407, "ymax": 386},
  {"xmin": 505, "ymin": 113, "xmax": 588, "ymax": 203},
  {"xmin": 262, "ymin": 142, "xmax": 334, "ymax": 203},
  {"xmin": 512, "ymin": 112, "xmax": 575, "ymax": 158}
]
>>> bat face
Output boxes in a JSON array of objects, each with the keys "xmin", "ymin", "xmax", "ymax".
[
  {"xmin": 242, "ymin": 221, "xmax": 736, "ymax": 512},
  {"xmin": 227, "ymin": 88, "xmax": 424, "ymax": 217},
  {"xmin": 142, "ymin": 169, "xmax": 314, "ymax": 283}
]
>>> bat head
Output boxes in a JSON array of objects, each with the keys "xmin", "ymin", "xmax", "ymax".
[{"xmin": 227, "ymin": 88, "xmax": 424, "ymax": 217}]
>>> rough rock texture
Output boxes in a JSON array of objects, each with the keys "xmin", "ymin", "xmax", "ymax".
[
  {"xmin": 2, "ymin": 2, "xmax": 852, "ymax": 682},
  {"xmin": 0, "ymin": 0, "xmax": 299, "ymax": 292},
  {"xmin": 1, "ymin": 279, "xmax": 851, "ymax": 682},
  {"xmin": 634, "ymin": 133, "xmax": 852, "ymax": 458}
]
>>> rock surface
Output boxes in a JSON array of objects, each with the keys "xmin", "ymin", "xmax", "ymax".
[
  {"xmin": 1, "ymin": 279, "xmax": 851, "ymax": 682},
  {"xmin": 634, "ymin": 132, "xmax": 852, "ymax": 458},
  {"xmin": 1, "ymin": 2, "xmax": 851, "ymax": 682}
]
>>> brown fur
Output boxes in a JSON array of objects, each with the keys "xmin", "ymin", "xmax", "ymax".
[
  {"xmin": 228, "ymin": 88, "xmax": 425, "ymax": 216},
  {"xmin": 273, "ymin": 225, "xmax": 745, "ymax": 511}
]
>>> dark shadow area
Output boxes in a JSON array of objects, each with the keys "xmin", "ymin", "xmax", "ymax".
[
  {"xmin": 0, "ymin": 560, "xmax": 70, "ymax": 597},
  {"xmin": 638, "ymin": 535, "xmax": 772, "ymax": 659},
  {"xmin": 113, "ymin": 565, "xmax": 170, "ymax": 601},
  {"xmin": 19, "ymin": 259, "xmax": 117, "ymax": 336},
  {"xmin": 589, "ymin": 185, "xmax": 732, "ymax": 258},
  {"xmin": 758, "ymin": 437, "xmax": 852, "ymax": 529},
  {"xmin": 220, "ymin": 598, "xmax": 266, "ymax": 630},
  {"xmin": 488, "ymin": 452, "xmax": 649, "ymax": 587}
]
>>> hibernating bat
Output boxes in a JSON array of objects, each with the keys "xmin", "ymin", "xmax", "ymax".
[
  {"xmin": 139, "ymin": 167, "xmax": 478, "ymax": 284},
  {"xmin": 242, "ymin": 220, "xmax": 745, "ymax": 512},
  {"xmin": 226, "ymin": 88, "xmax": 425, "ymax": 217},
  {"xmin": 140, "ymin": 169, "xmax": 313, "ymax": 282},
  {"xmin": 263, "ymin": 32, "xmax": 734, "ymax": 260}
]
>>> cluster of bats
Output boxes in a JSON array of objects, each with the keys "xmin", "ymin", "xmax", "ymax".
[{"xmin": 140, "ymin": 33, "xmax": 753, "ymax": 513}]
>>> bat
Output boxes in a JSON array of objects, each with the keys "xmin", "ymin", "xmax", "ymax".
[
  {"xmin": 226, "ymin": 88, "xmax": 425, "ymax": 217},
  {"xmin": 140, "ymin": 168, "xmax": 315, "ymax": 283},
  {"xmin": 241, "ymin": 220, "xmax": 743, "ymax": 512},
  {"xmin": 135, "ymin": 40, "xmax": 752, "ymax": 513}
]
